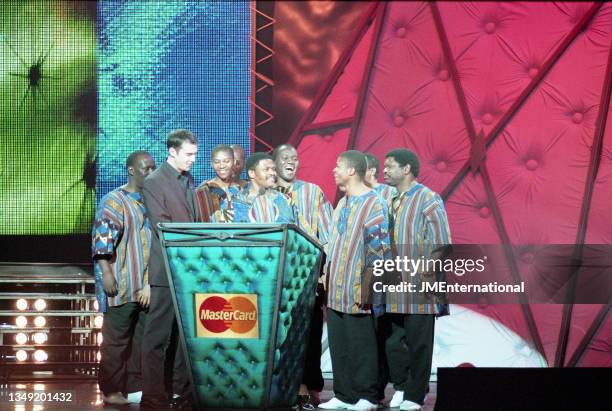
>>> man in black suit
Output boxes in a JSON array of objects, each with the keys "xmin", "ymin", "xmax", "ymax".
[{"xmin": 141, "ymin": 129, "xmax": 199, "ymax": 410}]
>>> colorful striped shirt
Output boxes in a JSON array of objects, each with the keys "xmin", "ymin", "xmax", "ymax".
[
  {"xmin": 91, "ymin": 188, "xmax": 151, "ymax": 312},
  {"xmin": 217, "ymin": 184, "xmax": 298, "ymax": 224},
  {"xmin": 195, "ymin": 179, "xmax": 242, "ymax": 222},
  {"xmin": 275, "ymin": 180, "xmax": 333, "ymax": 247},
  {"xmin": 326, "ymin": 190, "xmax": 391, "ymax": 314},
  {"xmin": 388, "ymin": 181, "xmax": 452, "ymax": 315},
  {"xmin": 374, "ymin": 183, "xmax": 398, "ymax": 208}
]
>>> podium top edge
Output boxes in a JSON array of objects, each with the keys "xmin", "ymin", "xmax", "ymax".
[{"xmin": 157, "ymin": 223, "xmax": 324, "ymax": 252}]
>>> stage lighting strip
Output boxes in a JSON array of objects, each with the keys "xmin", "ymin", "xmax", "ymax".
[{"xmin": 0, "ymin": 277, "xmax": 100, "ymax": 371}]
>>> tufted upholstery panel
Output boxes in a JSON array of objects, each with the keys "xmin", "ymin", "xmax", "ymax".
[
  {"xmin": 269, "ymin": 228, "xmax": 321, "ymax": 405},
  {"xmin": 293, "ymin": 2, "xmax": 612, "ymax": 367},
  {"xmin": 296, "ymin": 128, "xmax": 350, "ymax": 200},
  {"xmin": 311, "ymin": 21, "xmax": 375, "ymax": 125},
  {"xmin": 161, "ymin": 224, "xmax": 322, "ymax": 409}
]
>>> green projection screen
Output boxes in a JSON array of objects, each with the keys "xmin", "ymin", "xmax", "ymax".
[{"xmin": 0, "ymin": 1, "xmax": 96, "ymax": 235}]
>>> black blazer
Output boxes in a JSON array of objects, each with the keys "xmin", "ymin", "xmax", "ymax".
[{"xmin": 143, "ymin": 162, "xmax": 198, "ymax": 286}]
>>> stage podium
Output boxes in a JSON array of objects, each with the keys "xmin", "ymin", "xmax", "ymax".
[{"xmin": 158, "ymin": 223, "xmax": 324, "ymax": 411}]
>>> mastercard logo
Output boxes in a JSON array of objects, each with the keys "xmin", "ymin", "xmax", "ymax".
[{"xmin": 199, "ymin": 295, "xmax": 258, "ymax": 334}]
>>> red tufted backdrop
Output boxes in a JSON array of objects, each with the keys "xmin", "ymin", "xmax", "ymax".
[{"xmin": 289, "ymin": 2, "xmax": 611, "ymax": 367}]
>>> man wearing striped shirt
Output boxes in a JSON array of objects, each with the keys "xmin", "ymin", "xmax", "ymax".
[
  {"xmin": 381, "ymin": 148, "xmax": 452, "ymax": 411},
  {"xmin": 230, "ymin": 143, "xmax": 248, "ymax": 189},
  {"xmin": 223, "ymin": 152, "xmax": 297, "ymax": 223},
  {"xmin": 92, "ymin": 151, "xmax": 156, "ymax": 405},
  {"xmin": 320, "ymin": 151, "xmax": 391, "ymax": 411},
  {"xmin": 364, "ymin": 152, "xmax": 398, "ymax": 404},
  {"xmin": 273, "ymin": 143, "xmax": 333, "ymax": 409}
]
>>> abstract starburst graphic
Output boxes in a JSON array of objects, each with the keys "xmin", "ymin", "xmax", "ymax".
[{"xmin": 0, "ymin": 1, "xmax": 96, "ymax": 234}]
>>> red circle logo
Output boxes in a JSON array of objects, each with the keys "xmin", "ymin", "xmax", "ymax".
[{"xmin": 199, "ymin": 296, "xmax": 257, "ymax": 334}]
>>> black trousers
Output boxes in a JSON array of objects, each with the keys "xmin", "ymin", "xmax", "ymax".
[
  {"xmin": 301, "ymin": 283, "xmax": 325, "ymax": 392},
  {"xmin": 142, "ymin": 286, "xmax": 190, "ymax": 400},
  {"xmin": 374, "ymin": 315, "xmax": 389, "ymax": 401},
  {"xmin": 326, "ymin": 308, "xmax": 379, "ymax": 404},
  {"xmin": 126, "ymin": 307, "xmax": 145, "ymax": 393},
  {"xmin": 379, "ymin": 313, "xmax": 435, "ymax": 405},
  {"xmin": 98, "ymin": 302, "xmax": 146, "ymax": 395}
]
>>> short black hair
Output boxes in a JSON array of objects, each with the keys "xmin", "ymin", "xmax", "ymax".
[
  {"xmin": 246, "ymin": 152, "xmax": 274, "ymax": 172},
  {"xmin": 126, "ymin": 150, "xmax": 151, "ymax": 168},
  {"xmin": 230, "ymin": 144, "xmax": 245, "ymax": 154},
  {"xmin": 167, "ymin": 129, "xmax": 197, "ymax": 150},
  {"xmin": 386, "ymin": 148, "xmax": 420, "ymax": 178},
  {"xmin": 339, "ymin": 150, "xmax": 367, "ymax": 179},
  {"xmin": 272, "ymin": 143, "xmax": 297, "ymax": 160},
  {"xmin": 364, "ymin": 152, "xmax": 380, "ymax": 178},
  {"xmin": 211, "ymin": 144, "xmax": 234, "ymax": 159}
]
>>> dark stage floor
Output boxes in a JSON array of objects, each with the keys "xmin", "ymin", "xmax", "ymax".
[{"xmin": 0, "ymin": 379, "xmax": 437, "ymax": 410}]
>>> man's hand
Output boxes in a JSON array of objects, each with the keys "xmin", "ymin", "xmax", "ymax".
[
  {"xmin": 137, "ymin": 284, "xmax": 151, "ymax": 308},
  {"xmin": 356, "ymin": 302, "xmax": 372, "ymax": 311},
  {"xmin": 101, "ymin": 268, "xmax": 118, "ymax": 297},
  {"xmin": 361, "ymin": 266, "xmax": 377, "ymax": 310}
]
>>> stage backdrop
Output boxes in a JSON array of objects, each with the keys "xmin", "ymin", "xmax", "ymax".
[
  {"xmin": 0, "ymin": 1, "xmax": 96, "ymax": 235},
  {"xmin": 0, "ymin": 0, "xmax": 250, "ymax": 238},
  {"xmin": 97, "ymin": 0, "xmax": 251, "ymax": 202},
  {"xmin": 281, "ymin": 2, "xmax": 611, "ymax": 370}
]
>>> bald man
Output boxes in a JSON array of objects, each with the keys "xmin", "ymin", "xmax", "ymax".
[{"xmin": 230, "ymin": 144, "xmax": 247, "ymax": 188}]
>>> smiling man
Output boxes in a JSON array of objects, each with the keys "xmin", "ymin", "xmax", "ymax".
[
  {"xmin": 273, "ymin": 143, "xmax": 332, "ymax": 241},
  {"xmin": 225, "ymin": 152, "xmax": 297, "ymax": 223},
  {"xmin": 273, "ymin": 143, "xmax": 332, "ymax": 409},
  {"xmin": 140, "ymin": 129, "xmax": 198, "ymax": 410},
  {"xmin": 320, "ymin": 150, "xmax": 391, "ymax": 411}
]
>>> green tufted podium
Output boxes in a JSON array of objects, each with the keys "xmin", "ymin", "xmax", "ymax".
[{"xmin": 158, "ymin": 223, "xmax": 324, "ymax": 411}]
